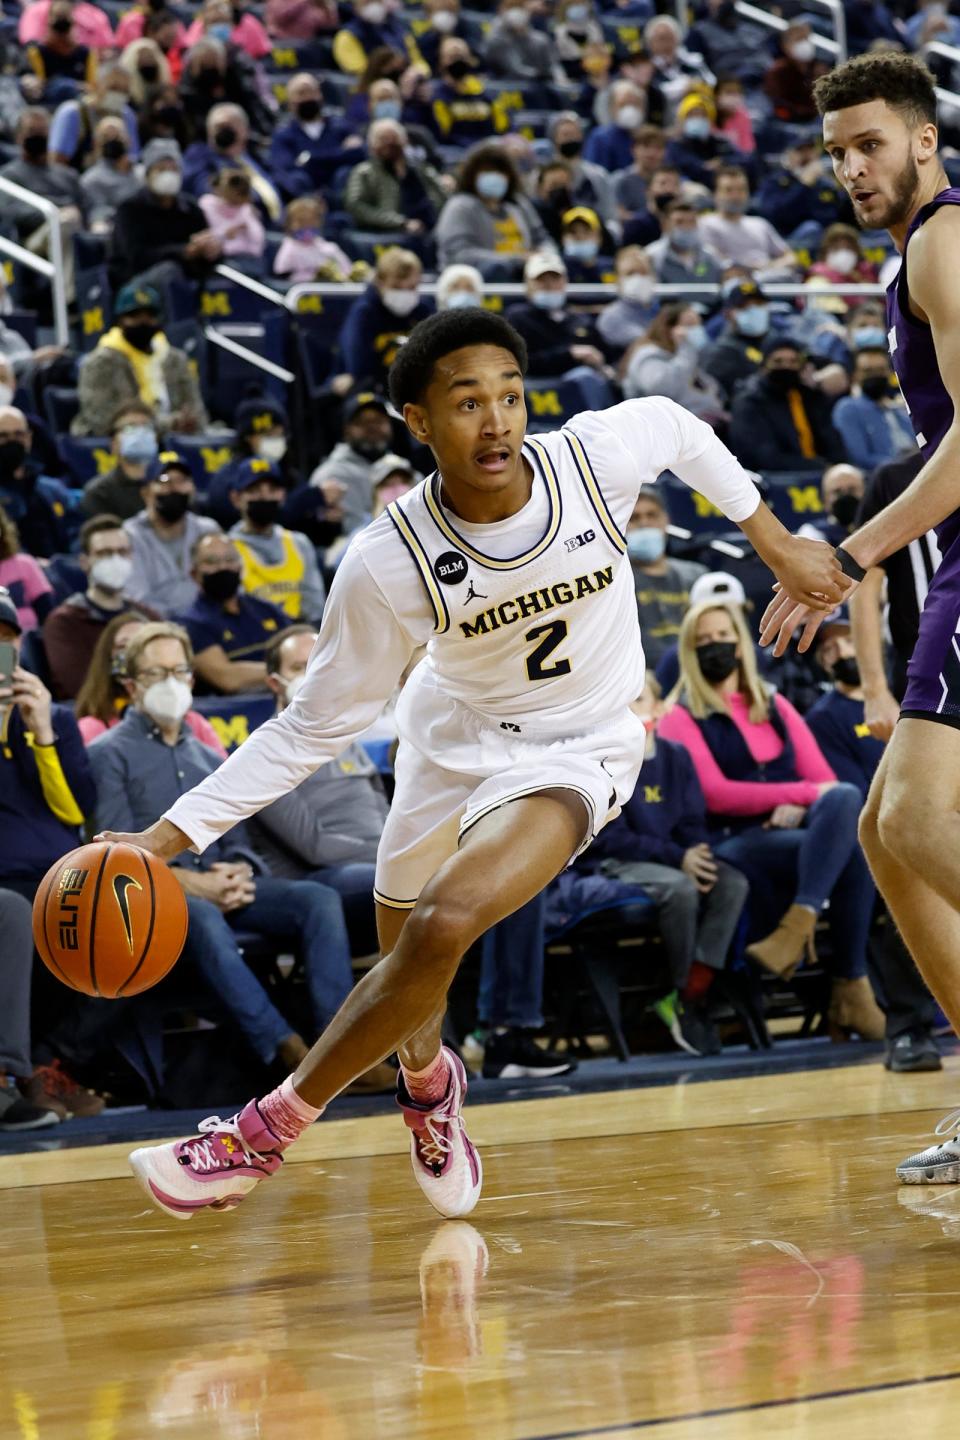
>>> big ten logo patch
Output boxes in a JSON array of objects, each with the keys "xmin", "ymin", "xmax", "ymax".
[
  {"xmin": 564, "ymin": 529, "xmax": 595, "ymax": 553},
  {"xmin": 209, "ymin": 713, "xmax": 251, "ymax": 751},
  {"xmin": 434, "ymin": 550, "xmax": 468, "ymax": 585},
  {"xmin": 786, "ymin": 485, "xmax": 823, "ymax": 516},
  {"xmin": 56, "ymin": 866, "xmax": 88, "ymax": 949},
  {"xmin": 527, "ymin": 389, "xmax": 563, "ymax": 417}
]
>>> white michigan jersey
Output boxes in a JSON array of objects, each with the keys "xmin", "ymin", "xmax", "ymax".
[{"xmin": 163, "ymin": 397, "xmax": 762, "ymax": 856}]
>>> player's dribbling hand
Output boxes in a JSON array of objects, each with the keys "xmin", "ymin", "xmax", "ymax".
[{"xmin": 94, "ymin": 818, "xmax": 192, "ymax": 862}]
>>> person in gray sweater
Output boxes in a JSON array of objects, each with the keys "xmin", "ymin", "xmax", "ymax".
[
  {"xmin": 623, "ymin": 301, "xmax": 726, "ymax": 423},
  {"xmin": 308, "ymin": 392, "xmax": 394, "ymax": 535},
  {"xmin": 79, "ymin": 116, "xmax": 140, "ymax": 228},
  {"xmin": 435, "ymin": 142, "xmax": 552, "ymax": 275}
]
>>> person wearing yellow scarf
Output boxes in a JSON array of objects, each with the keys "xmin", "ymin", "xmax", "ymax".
[{"xmin": 99, "ymin": 282, "xmax": 171, "ymax": 412}]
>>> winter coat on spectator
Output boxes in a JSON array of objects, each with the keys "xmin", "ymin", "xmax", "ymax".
[
  {"xmin": 74, "ymin": 331, "xmax": 209, "ymax": 437},
  {"xmin": 199, "ymin": 192, "xmax": 266, "ymax": 258},
  {"xmin": 728, "ymin": 370, "xmax": 846, "ymax": 474},
  {"xmin": 109, "ymin": 186, "xmax": 210, "ymax": 288},
  {"xmin": 267, "ymin": 114, "xmax": 357, "ymax": 197},
  {"xmin": 436, "ymin": 192, "xmax": 549, "ymax": 271},
  {"xmin": 19, "ymin": 0, "xmax": 113, "ymax": 48},
  {"xmin": 338, "ymin": 284, "xmax": 434, "ymax": 393},
  {"xmin": 345, "ymin": 154, "xmax": 447, "ymax": 233},
  {"xmin": 0, "ymin": 701, "xmax": 95, "ymax": 881}
]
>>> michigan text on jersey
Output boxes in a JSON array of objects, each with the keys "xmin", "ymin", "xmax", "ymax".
[{"xmin": 459, "ymin": 566, "xmax": 614, "ymax": 638}]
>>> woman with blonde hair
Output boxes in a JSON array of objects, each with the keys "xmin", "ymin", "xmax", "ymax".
[
  {"xmin": 119, "ymin": 37, "xmax": 170, "ymax": 107},
  {"xmin": 658, "ymin": 599, "xmax": 884, "ymax": 1040}
]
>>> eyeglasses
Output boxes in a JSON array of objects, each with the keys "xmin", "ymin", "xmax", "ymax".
[{"xmin": 135, "ymin": 665, "xmax": 192, "ymax": 683}]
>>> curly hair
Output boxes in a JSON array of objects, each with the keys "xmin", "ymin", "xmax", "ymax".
[
  {"xmin": 813, "ymin": 52, "xmax": 937, "ymax": 128},
  {"xmin": 388, "ymin": 309, "xmax": 528, "ymax": 409},
  {"xmin": 456, "ymin": 142, "xmax": 522, "ymax": 201}
]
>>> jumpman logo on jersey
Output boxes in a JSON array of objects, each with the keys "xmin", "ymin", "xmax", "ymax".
[{"xmin": 464, "ymin": 579, "xmax": 487, "ymax": 604}]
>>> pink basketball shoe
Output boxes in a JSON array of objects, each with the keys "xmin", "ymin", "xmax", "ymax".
[
  {"xmin": 397, "ymin": 1047, "xmax": 482, "ymax": 1219},
  {"xmin": 130, "ymin": 1100, "xmax": 284, "ymax": 1220}
]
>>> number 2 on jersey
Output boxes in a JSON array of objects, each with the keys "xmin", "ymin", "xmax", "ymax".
[{"xmin": 524, "ymin": 620, "xmax": 571, "ymax": 681}]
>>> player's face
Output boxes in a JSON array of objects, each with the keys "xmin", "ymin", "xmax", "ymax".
[
  {"xmin": 407, "ymin": 344, "xmax": 527, "ymax": 495},
  {"xmin": 823, "ymin": 99, "xmax": 934, "ymax": 231}
]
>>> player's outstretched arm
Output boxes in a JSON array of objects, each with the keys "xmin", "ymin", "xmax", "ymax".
[{"xmin": 96, "ymin": 544, "xmax": 419, "ymax": 860}]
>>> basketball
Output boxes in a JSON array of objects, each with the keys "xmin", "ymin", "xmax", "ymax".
[{"xmin": 32, "ymin": 842, "xmax": 188, "ymax": 999}]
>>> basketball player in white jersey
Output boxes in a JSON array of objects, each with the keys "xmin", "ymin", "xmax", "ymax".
[{"xmin": 104, "ymin": 311, "xmax": 845, "ymax": 1221}]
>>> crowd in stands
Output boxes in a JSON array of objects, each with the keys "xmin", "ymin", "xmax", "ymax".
[{"xmin": 0, "ymin": 0, "xmax": 948, "ymax": 1130}]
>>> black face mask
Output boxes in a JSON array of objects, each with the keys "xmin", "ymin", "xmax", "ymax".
[
  {"xmin": 102, "ymin": 137, "xmax": 127, "ymax": 161},
  {"xmin": 122, "ymin": 321, "xmax": 158, "ymax": 353},
  {"xmin": 652, "ymin": 191, "xmax": 676, "ymax": 211},
  {"xmin": 766, "ymin": 366, "xmax": 799, "ymax": 392},
  {"xmin": 545, "ymin": 186, "xmax": 572, "ymax": 211},
  {"xmin": 352, "ymin": 438, "xmax": 388, "ymax": 462},
  {"xmin": 51, "ymin": 17, "xmax": 72, "ymax": 33},
  {"xmin": 23, "ymin": 134, "xmax": 47, "ymax": 160},
  {"xmin": 155, "ymin": 103, "xmax": 182, "ymax": 127},
  {"xmin": 296, "ymin": 98, "xmax": 321, "ymax": 122},
  {"xmin": 201, "ymin": 568, "xmax": 242, "ymax": 602},
  {"xmin": 154, "ymin": 490, "xmax": 191, "ymax": 522},
  {"xmin": 557, "ymin": 139, "xmax": 582, "ymax": 159},
  {"xmin": 0, "ymin": 439, "xmax": 26, "ymax": 474},
  {"xmin": 860, "ymin": 374, "xmax": 890, "ymax": 402},
  {"xmin": 139, "ymin": 62, "xmax": 160, "ymax": 82},
  {"xmin": 696, "ymin": 640, "xmax": 739, "ymax": 683},
  {"xmin": 831, "ymin": 491, "xmax": 860, "ymax": 527},
  {"xmin": 831, "ymin": 656, "xmax": 861, "ymax": 687},
  {"xmin": 445, "ymin": 59, "xmax": 472, "ymax": 81},
  {"xmin": 214, "ymin": 125, "xmax": 238, "ymax": 150},
  {"xmin": 197, "ymin": 68, "xmax": 222, "ymax": 90},
  {"xmin": 246, "ymin": 498, "xmax": 282, "ymax": 527}
]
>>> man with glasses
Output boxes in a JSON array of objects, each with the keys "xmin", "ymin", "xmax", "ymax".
[
  {"xmin": 123, "ymin": 450, "xmax": 220, "ymax": 615},
  {"xmin": 90, "ymin": 621, "xmax": 394, "ymax": 1088}
]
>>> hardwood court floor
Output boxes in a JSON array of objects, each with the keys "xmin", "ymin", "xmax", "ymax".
[{"xmin": 5, "ymin": 1057, "xmax": 960, "ymax": 1440}]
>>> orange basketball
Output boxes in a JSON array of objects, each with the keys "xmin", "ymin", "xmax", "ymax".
[{"xmin": 32, "ymin": 841, "xmax": 188, "ymax": 998}]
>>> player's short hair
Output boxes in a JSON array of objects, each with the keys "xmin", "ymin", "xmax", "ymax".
[
  {"xmin": 388, "ymin": 310, "xmax": 528, "ymax": 410},
  {"xmin": 813, "ymin": 52, "xmax": 937, "ymax": 129}
]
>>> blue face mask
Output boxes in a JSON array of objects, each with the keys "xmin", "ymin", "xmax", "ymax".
[
  {"xmin": 372, "ymin": 99, "xmax": 402, "ymax": 121},
  {"xmin": 852, "ymin": 325, "xmax": 886, "ymax": 350},
  {"xmin": 118, "ymin": 424, "xmax": 158, "ymax": 467},
  {"xmin": 445, "ymin": 290, "xmax": 481, "ymax": 309},
  {"xmin": 683, "ymin": 116, "xmax": 711, "ymax": 141},
  {"xmin": 208, "ymin": 21, "xmax": 232, "ymax": 41},
  {"xmin": 681, "ymin": 323, "xmax": 707, "ymax": 350},
  {"xmin": 563, "ymin": 238, "xmax": 598, "ymax": 261},
  {"xmin": 670, "ymin": 228, "xmax": 698, "ymax": 251},
  {"xmin": 566, "ymin": 3, "xmax": 590, "ymax": 20},
  {"xmin": 531, "ymin": 289, "xmax": 565, "ymax": 311},
  {"xmin": 735, "ymin": 304, "xmax": 770, "ymax": 338},
  {"xmin": 475, "ymin": 170, "xmax": 509, "ymax": 200},
  {"xmin": 627, "ymin": 526, "xmax": 666, "ymax": 563}
]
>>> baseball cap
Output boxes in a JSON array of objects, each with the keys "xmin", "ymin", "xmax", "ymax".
[
  {"xmin": 815, "ymin": 605, "xmax": 851, "ymax": 645},
  {"xmin": 722, "ymin": 277, "xmax": 766, "ymax": 307},
  {"xmin": 141, "ymin": 138, "xmax": 182, "ymax": 172},
  {"xmin": 343, "ymin": 390, "xmax": 389, "ymax": 422},
  {"xmin": 762, "ymin": 332, "xmax": 804, "ymax": 359},
  {"xmin": 114, "ymin": 282, "xmax": 162, "ymax": 318},
  {"xmin": 561, "ymin": 206, "xmax": 601, "ymax": 232},
  {"xmin": 689, "ymin": 571, "xmax": 747, "ymax": 609},
  {"xmin": 524, "ymin": 251, "xmax": 567, "ymax": 282},
  {"xmin": 370, "ymin": 452, "xmax": 417, "ymax": 487},
  {"xmin": 231, "ymin": 456, "xmax": 288, "ymax": 491},
  {"xmin": 142, "ymin": 448, "xmax": 193, "ymax": 486},
  {"xmin": 0, "ymin": 586, "xmax": 21, "ymax": 635},
  {"xmin": 234, "ymin": 397, "xmax": 287, "ymax": 435}
]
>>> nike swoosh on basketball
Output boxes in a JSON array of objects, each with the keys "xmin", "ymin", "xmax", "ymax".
[{"xmin": 113, "ymin": 873, "xmax": 143, "ymax": 953}]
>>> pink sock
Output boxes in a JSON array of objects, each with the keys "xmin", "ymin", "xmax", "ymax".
[
  {"xmin": 259, "ymin": 1075, "xmax": 324, "ymax": 1147},
  {"xmin": 401, "ymin": 1049, "xmax": 450, "ymax": 1107}
]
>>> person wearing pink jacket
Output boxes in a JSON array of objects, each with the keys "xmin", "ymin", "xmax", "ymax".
[
  {"xmin": 659, "ymin": 598, "xmax": 884, "ymax": 1040},
  {"xmin": 182, "ymin": 0, "xmax": 271, "ymax": 60},
  {"xmin": 19, "ymin": 0, "xmax": 113, "ymax": 49},
  {"xmin": 199, "ymin": 169, "xmax": 266, "ymax": 263}
]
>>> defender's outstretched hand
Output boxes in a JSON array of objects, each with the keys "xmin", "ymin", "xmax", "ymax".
[{"xmin": 760, "ymin": 576, "xmax": 859, "ymax": 656}]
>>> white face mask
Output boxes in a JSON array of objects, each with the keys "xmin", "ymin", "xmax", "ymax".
[
  {"xmin": 382, "ymin": 287, "xmax": 420, "ymax": 316},
  {"xmin": 257, "ymin": 435, "xmax": 287, "ymax": 462},
  {"xmin": 621, "ymin": 273, "xmax": 655, "ymax": 304},
  {"xmin": 432, "ymin": 8, "xmax": 457, "ymax": 29},
  {"xmin": 616, "ymin": 104, "xmax": 643, "ymax": 130},
  {"xmin": 827, "ymin": 247, "xmax": 858, "ymax": 275},
  {"xmin": 141, "ymin": 676, "xmax": 192, "ymax": 725},
  {"xmin": 359, "ymin": 1, "xmax": 386, "ymax": 20},
  {"xmin": 101, "ymin": 89, "xmax": 129, "ymax": 114},
  {"xmin": 0, "ymin": 382, "xmax": 14, "ymax": 407},
  {"xmin": 503, "ymin": 5, "xmax": 528, "ymax": 26},
  {"xmin": 149, "ymin": 169, "xmax": 181, "ymax": 197},
  {"xmin": 90, "ymin": 554, "xmax": 133, "ymax": 592},
  {"xmin": 283, "ymin": 673, "xmax": 306, "ymax": 704},
  {"xmin": 788, "ymin": 38, "xmax": 815, "ymax": 62}
]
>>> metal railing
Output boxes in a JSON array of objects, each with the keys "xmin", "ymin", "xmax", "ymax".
[
  {"xmin": 0, "ymin": 178, "xmax": 68, "ymax": 347},
  {"xmin": 204, "ymin": 325, "xmax": 295, "ymax": 384},
  {"xmin": 922, "ymin": 42, "xmax": 960, "ymax": 112},
  {"xmin": 284, "ymin": 280, "xmax": 888, "ymax": 307},
  {"xmin": 733, "ymin": 2, "xmax": 839, "ymax": 60},
  {"xmin": 213, "ymin": 262, "xmax": 287, "ymax": 309}
]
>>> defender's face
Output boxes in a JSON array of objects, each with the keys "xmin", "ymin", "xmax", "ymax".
[
  {"xmin": 406, "ymin": 344, "xmax": 527, "ymax": 492},
  {"xmin": 823, "ymin": 98, "xmax": 931, "ymax": 230}
]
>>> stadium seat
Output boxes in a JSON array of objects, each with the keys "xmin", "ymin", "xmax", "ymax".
[{"xmin": 44, "ymin": 387, "xmax": 80, "ymax": 437}]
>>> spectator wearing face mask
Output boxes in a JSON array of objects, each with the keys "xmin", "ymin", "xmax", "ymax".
[
  {"xmin": 74, "ymin": 282, "xmax": 209, "ymax": 437},
  {"xmin": 645, "ymin": 199, "xmax": 723, "ymax": 303},
  {"xmin": 435, "ymin": 262, "xmax": 484, "ymax": 312},
  {"xmin": 430, "ymin": 37, "xmax": 511, "ymax": 149},
  {"xmin": 80, "ymin": 116, "xmax": 139, "ymax": 229},
  {"xmin": 23, "ymin": 1, "xmax": 97, "ymax": 103},
  {"xmin": 345, "ymin": 118, "xmax": 446, "ymax": 238},
  {"xmin": 763, "ymin": 22, "xmax": 821, "ymax": 124},
  {"xmin": 416, "ymin": 0, "xmax": 483, "ymax": 73},
  {"xmin": 176, "ymin": 532, "xmax": 287, "ymax": 693},
  {"xmin": 483, "ymin": 0, "xmax": 564, "ymax": 85},
  {"xmin": 0, "ymin": 504, "xmax": 54, "ymax": 632},
  {"xmin": 620, "ymin": 163, "xmax": 682, "ymax": 248},
  {"xmin": 831, "ymin": 350, "xmax": 914, "ymax": 475},
  {"xmin": 665, "ymin": 93, "xmax": 747, "ymax": 191},
  {"xmin": 613, "ymin": 124, "xmax": 667, "ymax": 220},
  {"xmin": 182, "ymin": 0, "xmax": 271, "ymax": 61},
  {"xmin": 625, "ymin": 485, "xmax": 705, "ymax": 668},
  {"xmin": 138, "ymin": 81, "xmax": 190, "ymax": 153},
  {"xmin": 228, "ymin": 458, "xmax": 326, "ymax": 623},
  {"xmin": 80, "ymin": 403, "xmax": 159, "ymax": 521},
  {"xmin": 547, "ymin": 113, "xmax": 617, "ymax": 230},
  {"xmin": 558, "ymin": 206, "xmax": 611, "ymax": 282},
  {"xmin": 807, "ymin": 223, "xmax": 878, "ymax": 286},
  {"xmin": 203, "ymin": 396, "xmax": 295, "ymax": 530},
  {"xmin": 119, "ymin": 36, "xmax": 171, "ymax": 109},
  {"xmin": 533, "ymin": 160, "xmax": 576, "ymax": 246},
  {"xmin": 110, "ymin": 140, "xmax": 222, "ymax": 290},
  {"xmin": 337, "ymin": 248, "xmax": 432, "ymax": 394},
  {"xmin": 49, "ymin": 65, "xmax": 140, "ymax": 171},
  {"xmin": 505, "ymin": 253, "xmax": 616, "ymax": 404},
  {"xmin": 123, "ymin": 454, "xmax": 221, "ymax": 615},
  {"xmin": 754, "ymin": 136, "xmax": 851, "ymax": 242},
  {"xmin": 198, "ymin": 166, "xmax": 265, "ymax": 270},
  {"xmin": 19, "ymin": 0, "xmax": 114, "ymax": 50},
  {"xmin": 796, "ymin": 463, "xmax": 866, "ymax": 548},
  {"xmin": 178, "ymin": 36, "xmax": 272, "ymax": 140},
  {"xmin": 436, "ymin": 144, "xmax": 549, "ymax": 276},
  {"xmin": 0, "ymin": 406, "xmax": 77, "ymax": 559},
  {"xmin": 644, "ymin": 14, "xmax": 715, "ymax": 119},
  {"xmin": 42, "ymin": 514, "xmax": 160, "ymax": 700},
  {"xmin": 268, "ymin": 73, "xmax": 360, "ymax": 200},
  {"xmin": 333, "ymin": 0, "xmax": 424, "ymax": 75},
  {"xmin": 183, "ymin": 104, "xmax": 282, "ymax": 224},
  {"xmin": 623, "ymin": 302, "xmax": 725, "ymax": 424},
  {"xmin": 274, "ymin": 196, "xmax": 354, "ymax": 285},
  {"xmin": 582, "ymin": 82, "xmax": 648, "ymax": 174},
  {"xmin": 597, "ymin": 246, "xmax": 658, "ymax": 354},
  {"xmin": 701, "ymin": 278, "xmax": 771, "ymax": 403},
  {"xmin": 554, "ymin": 0, "xmax": 604, "ymax": 74},
  {"xmin": 728, "ymin": 336, "xmax": 845, "ymax": 475},
  {"xmin": 309, "ymin": 392, "xmax": 394, "ymax": 535},
  {"xmin": 699, "ymin": 167, "xmax": 796, "ymax": 278}
]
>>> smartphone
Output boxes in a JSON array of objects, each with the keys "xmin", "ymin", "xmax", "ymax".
[{"xmin": 0, "ymin": 640, "xmax": 15, "ymax": 691}]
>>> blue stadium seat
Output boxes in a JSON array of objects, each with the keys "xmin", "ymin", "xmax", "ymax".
[
  {"xmin": 5, "ymin": 310, "xmax": 37, "ymax": 347},
  {"xmin": 44, "ymin": 386, "xmax": 80, "ymax": 436},
  {"xmin": 58, "ymin": 434, "xmax": 113, "ymax": 486},
  {"xmin": 165, "ymin": 432, "xmax": 238, "ymax": 486},
  {"xmin": 76, "ymin": 266, "xmax": 111, "ymax": 353}
]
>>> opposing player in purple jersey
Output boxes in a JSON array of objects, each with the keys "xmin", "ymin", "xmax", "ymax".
[{"xmin": 764, "ymin": 52, "xmax": 960, "ymax": 1182}]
